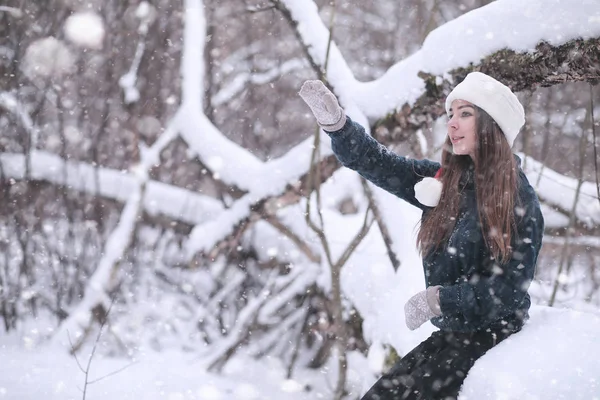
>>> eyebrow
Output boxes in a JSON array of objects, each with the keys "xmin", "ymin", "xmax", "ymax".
[{"xmin": 449, "ymin": 105, "xmax": 475, "ymax": 112}]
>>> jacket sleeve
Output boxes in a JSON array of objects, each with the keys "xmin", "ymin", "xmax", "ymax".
[
  {"xmin": 437, "ymin": 193, "xmax": 544, "ymax": 327},
  {"xmin": 326, "ymin": 116, "xmax": 440, "ymax": 210}
]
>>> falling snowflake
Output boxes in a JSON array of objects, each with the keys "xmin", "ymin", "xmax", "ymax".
[
  {"xmin": 64, "ymin": 11, "xmax": 105, "ymax": 49},
  {"xmin": 22, "ymin": 37, "xmax": 76, "ymax": 80}
]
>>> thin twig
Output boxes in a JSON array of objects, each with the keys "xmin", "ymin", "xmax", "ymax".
[
  {"xmin": 68, "ymin": 298, "xmax": 119, "ymax": 400},
  {"xmin": 67, "ymin": 331, "xmax": 87, "ymax": 374},
  {"xmin": 286, "ymin": 299, "xmax": 311, "ymax": 378},
  {"xmin": 360, "ymin": 178, "xmax": 401, "ymax": 271},
  {"xmin": 246, "ymin": 5, "xmax": 276, "ymax": 13},
  {"xmin": 549, "ymin": 117, "xmax": 588, "ymax": 306},
  {"xmin": 87, "ymin": 361, "xmax": 138, "ymax": 385},
  {"xmin": 590, "ymin": 84, "xmax": 600, "ymax": 207},
  {"xmin": 334, "ymin": 207, "xmax": 374, "ymax": 269},
  {"xmin": 264, "ymin": 215, "xmax": 321, "ymax": 263}
]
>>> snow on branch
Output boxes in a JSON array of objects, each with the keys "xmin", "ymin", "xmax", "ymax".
[
  {"xmin": 0, "ymin": 150, "xmax": 223, "ymax": 226},
  {"xmin": 0, "ymin": 5, "xmax": 23, "ymax": 18},
  {"xmin": 213, "ymin": 58, "xmax": 307, "ymax": 107},
  {"xmin": 274, "ymin": 0, "xmax": 354, "ymax": 82},
  {"xmin": 52, "ymin": 62, "xmax": 230, "ymax": 346},
  {"xmin": 373, "ymin": 36, "xmax": 600, "ymax": 171},
  {"xmin": 118, "ymin": 36, "xmax": 146, "ymax": 104},
  {"xmin": 52, "ymin": 183, "xmax": 144, "ymax": 346},
  {"xmin": 184, "ymin": 0, "xmax": 600, "ymax": 263},
  {"xmin": 258, "ymin": 263, "xmax": 320, "ymax": 324},
  {"xmin": 184, "ymin": 149, "xmax": 339, "ymax": 259},
  {"xmin": 201, "ymin": 270, "xmax": 279, "ymax": 372},
  {"xmin": 118, "ymin": 2, "xmax": 156, "ymax": 103},
  {"xmin": 176, "ymin": 0, "xmax": 265, "ymax": 191},
  {"xmin": 272, "ymin": 0, "xmax": 368, "ymax": 127},
  {"xmin": 0, "ymin": 92, "xmax": 38, "ymax": 148},
  {"xmin": 354, "ymin": 0, "xmax": 600, "ymax": 119}
]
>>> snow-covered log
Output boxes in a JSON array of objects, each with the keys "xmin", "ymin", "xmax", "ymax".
[{"xmin": 460, "ymin": 306, "xmax": 600, "ymax": 399}]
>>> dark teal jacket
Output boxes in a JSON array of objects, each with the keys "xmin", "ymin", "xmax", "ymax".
[{"xmin": 327, "ymin": 117, "xmax": 544, "ymax": 333}]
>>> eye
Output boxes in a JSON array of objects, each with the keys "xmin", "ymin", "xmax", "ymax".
[
  {"xmin": 448, "ymin": 114, "xmax": 454, "ymax": 119},
  {"xmin": 461, "ymin": 111, "xmax": 472, "ymax": 117}
]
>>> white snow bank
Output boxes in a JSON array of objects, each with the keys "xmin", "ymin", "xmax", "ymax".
[
  {"xmin": 0, "ymin": 347, "xmax": 322, "ymax": 400},
  {"xmin": 1, "ymin": 307, "xmax": 596, "ymax": 400},
  {"xmin": 460, "ymin": 306, "xmax": 600, "ymax": 400}
]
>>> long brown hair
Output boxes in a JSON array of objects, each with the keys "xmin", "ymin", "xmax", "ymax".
[{"xmin": 417, "ymin": 106, "xmax": 518, "ymax": 263}]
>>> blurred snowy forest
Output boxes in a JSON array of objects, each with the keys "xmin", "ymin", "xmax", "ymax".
[{"xmin": 0, "ymin": 0, "xmax": 599, "ymax": 397}]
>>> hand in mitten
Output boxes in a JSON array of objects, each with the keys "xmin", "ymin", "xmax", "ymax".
[
  {"xmin": 404, "ymin": 286, "xmax": 442, "ymax": 331},
  {"xmin": 298, "ymin": 80, "xmax": 346, "ymax": 131}
]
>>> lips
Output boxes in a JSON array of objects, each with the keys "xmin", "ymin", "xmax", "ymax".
[{"xmin": 451, "ymin": 136, "xmax": 464, "ymax": 144}]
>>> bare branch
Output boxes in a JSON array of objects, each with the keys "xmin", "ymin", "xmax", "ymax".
[
  {"xmin": 360, "ymin": 178, "xmax": 401, "ymax": 271},
  {"xmin": 591, "ymin": 85, "xmax": 600, "ymax": 208},
  {"xmin": 67, "ymin": 331, "xmax": 87, "ymax": 374},
  {"xmin": 334, "ymin": 207, "xmax": 374, "ymax": 270},
  {"xmin": 246, "ymin": 5, "xmax": 276, "ymax": 13},
  {"xmin": 264, "ymin": 215, "xmax": 321, "ymax": 263},
  {"xmin": 87, "ymin": 361, "xmax": 138, "ymax": 385},
  {"xmin": 549, "ymin": 118, "xmax": 589, "ymax": 306}
]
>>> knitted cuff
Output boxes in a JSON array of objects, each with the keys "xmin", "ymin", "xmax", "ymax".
[
  {"xmin": 426, "ymin": 285, "xmax": 442, "ymax": 316},
  {"xmin": 320, "ymin": 110, "xmax": 347, "ymax": 133}
]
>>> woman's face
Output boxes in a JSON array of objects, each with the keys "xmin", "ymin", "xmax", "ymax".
[{"xmin": 447, "ymin": 99, "xmax": 477, "ymax": 157}]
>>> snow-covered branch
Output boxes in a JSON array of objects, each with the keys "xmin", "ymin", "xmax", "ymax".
[
  {"xmin": 213, "ymin": 58, "xmax": 307, "ymax": 107},
  {"xmin": 202, "ymin": 271, "xmax": 278, "ymax": 372},
  {"xmin": 52, "ymin": 183, "xmax": 145, "ymax": 345},
  {"xmin": 0, "ymin": 91, "xmax": 38, "ymax": 147},
  {"xmin": 52, "ymin": 50, "xmax": 219, "ymax": 345},
  {"xmin": 272, "ymin": 0, "xmax": 367, "ymax": 127},
  {"xmin": 118, "ymin": 2, "xmax": 156, "ymax": 103},
  {"xmin": 0, "ymin": 150, "xmax": 223, "ymax": 226},
  {"xmin": 355, "ymin": 0, "xmax": 600, "ymax": 119},
  {"xmin": 176, "ymin": 0, "xmax": 265, "ymax": 191},
  {"xmin": 0, "ymin": 5, "xmax": 23, "ymax": 18}
]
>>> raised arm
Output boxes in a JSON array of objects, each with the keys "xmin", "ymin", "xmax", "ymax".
[
  {"xmin": 327, "ymin": 117, "xmax": 440, "ymax": 209},
  {"xmin": 299, "ymin": 80, "xmax": 440, "ymax": 210}
]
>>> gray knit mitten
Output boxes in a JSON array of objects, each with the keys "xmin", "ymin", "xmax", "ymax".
[
  {"xmin": 299, "ymin": 80, "xmax": 346, "ymax": 131},
  {"xmin": 404, "ymin": 286, "xmax": 442, "ymax": 331}
]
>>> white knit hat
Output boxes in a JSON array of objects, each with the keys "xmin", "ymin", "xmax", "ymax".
[{"xmin": 445, "ymin": 72, "xmax": 525, "ymax": 147}]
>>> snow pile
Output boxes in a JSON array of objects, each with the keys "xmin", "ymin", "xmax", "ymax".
[
  {"xmin": 64, "ymin": 11, "xmax": 105, "ymax": 49},
  {"xmin": 0, "ymin": 344, "xmax": 323, "ymax": 400},
  {"xmin": 1, "ymin": 307, "xmax": 598, "ymax": 399},
  {"xmin": 21, "ymin": 37, "xmax": 76, "ymax": 79},
  {"xmin": 461, "ymin": 306, "xmax": 600, "ymax": 400}
]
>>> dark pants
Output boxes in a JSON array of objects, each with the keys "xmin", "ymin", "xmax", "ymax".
[{"xmin": 360, "ymin": 329, "xmax": 512, "ymax": 400}]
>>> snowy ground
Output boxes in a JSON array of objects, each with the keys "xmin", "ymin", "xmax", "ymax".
[
  {"xmin": 2, "ymin": 0, "xmax": 599, "ymax": 398},
  {"xmin": 1, "ymin": 306, "xmax": 599, "ymax": 400},
  {"xmin": 0, "ymin": 344, "xmax": 329, "ymax": 400}
]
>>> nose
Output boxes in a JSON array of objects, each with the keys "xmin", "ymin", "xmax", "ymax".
[{"xmin": 447, "ymin": 115, "xmax": 457, "ymax": 130}]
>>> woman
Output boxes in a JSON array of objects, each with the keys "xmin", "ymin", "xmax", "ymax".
[{"xmin": 299, "ymin": 72, "xmax": 544, "ymax": 400}]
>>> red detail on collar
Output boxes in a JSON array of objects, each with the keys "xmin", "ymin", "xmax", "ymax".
[{"xmin": 434, "ymin": 168, "xmax": 443, "ymax": 180}]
